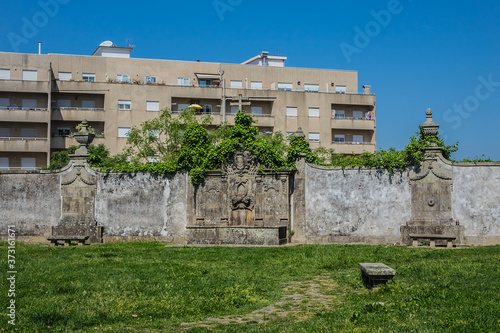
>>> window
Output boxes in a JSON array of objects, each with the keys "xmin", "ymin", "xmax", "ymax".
[
  {"xmin": 250, "ymin": 81, "xmax": 262, "ymax": 90},
  {"xmin": 334, "ymin": 134, "xmax": 345, "ymax": 143},
  {"xmin": 57, "ymin": 128, "xmax": 71, "ymax": 137},
  {"xmin": 202, "ymin": 105, "xmax": 212, "ymax": 114},
  {"xmin": 230, "ymin": 80, "xmax": 242, "ymax": 89},
  {"xmin": 0, "ymin": 157, "xmax": 8, "ymax": 170},
  {"xmin": 353, "ymin": 135, "xmax": 364, "ymax": 144},
  {"xmin": 81, "ymin": 100, "xmax": 95, "ymax": 110},
  {"xmin": 147, "ymin": 130, "xmax": 159, "ymax": 138},
  {"xmin": 230, "ymin": 106, "xmax": 238, "ymax": 114},
  {"xmin": 57, "ymin": 99, "xmax": 71, "ymax": 109},
  {"xmin": 308, "ymin": 107, "xmax": 320, "ymax": 117},
  {"xmin": 58, "ymin": 72, "xmax": 72, "ymax": 81},
  {"xmin": 21, "ymin": 158, "xmax": 36, "ymax": 170},
  {"xmin": 332, "ymin": 110, "xmax": 345, "ymax": 119},
  {"xmin": 22, "ymin": 70, "xmax": 37, "ymax": 81},
  {"xmin": 177, "ymin": 103, "xmax": 189, "ymax": 112},
  {"xmin": 0, "ymin": 128, "xmax": 10, "ymax": 138},
  {"xmin": 0, "ymin": 98, "xmax": 9, "ymax": 108},
  {"xmin": 146, "ymin": 101, "xmax": 160, "ymax": 111},
  {"xmin": 353, "ymin": 111, "xmax": 364, "ymax": 120},
  {"xmin": 145, "ymin": 76, "xmax": 157, "ymax": 84},
  {"xmin": 118, "ymin": 100, "xmax": 131, "ymax": 110},
  {"xmin": 251, "ymin": 106, "xmax": 263, "ymax": 116},
  {"xmin": 199, "ymin": 79, "xmax": 211, "ymax": 87},
  {"xmin": 22, "ymin": 99, "xmax": 37, "ymax": 110},
  {"xmin": 178, "ymin": 77, "xmax": 190, "ymax": 86},
  {"xmin": 0, "ymin": 69, "xmax": 10, "ymax": 80},
  {"xmin": 117, "ymin": 127, "xmax": 131, "ymax": 138},
  {"xmin": 286, "ymin": 107, "xmax": 297, "ymax": 117},
  {"xmin": 117, "ymin": 74, "xmax": 129, "ymax": 82},
  {"xmin": 21, "ymin": 128, "xmax": 36, "ymax": 138},
  {"xmin": 335, "ymin": 85, "xmax": 346, "ymax": 94},
  {"xmin": 278, "ymin": 82, "xmax": 293, "ymax": 91},
  {"xmin": 304, "ymin": 84, "xmax": 319, "ymax": 92},
  {"xmin": 309, "ymin": 132, "xmax": 320, "ymax": 142},
  {"xmin": 82, "ymin": 73, "xmax": 95, "ymax": 82},
  {"xmin": 286, "ymin": 132, "xmax": 294, "ymax": 140}
]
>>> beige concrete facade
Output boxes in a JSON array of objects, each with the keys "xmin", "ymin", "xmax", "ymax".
[{"xmin": 0, "ymin": 48, "xmax": 376, "ymax": 168}]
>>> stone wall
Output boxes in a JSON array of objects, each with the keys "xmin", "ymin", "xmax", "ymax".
[
  {"xmin": 302, "ymin": 164, "xmax": 411, "ymax": 244},
  {"xmin": 452, "ymin": 164, "xmax": 500, "ymax": 245}
]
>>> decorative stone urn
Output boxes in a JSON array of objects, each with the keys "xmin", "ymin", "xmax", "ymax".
[{"xmin": 72, "ymin": 120, "xmax": 95, "ymax": 157}]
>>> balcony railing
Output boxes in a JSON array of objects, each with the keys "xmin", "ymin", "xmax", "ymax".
[
  {"xmin": 332, "ymin": 116, "xmax": 375, "ymax": 120},
  {"xmin": 56, "ymin": 107, "xmax": 104, "ymax": 111},
  {"xmin": 0, "ymin": 106, "xmax": 48, "ymax": 111},
  {"xmin": 0, "ymin": 167, "xmax": 38, "ymax": 171},
  {"xmin": 0, "ymin": 136, "xmax": 47, "ymax": 141},
  {"xmin": 171, "ymin": 110, "xmax": 273, "ymax": 117},
  {"xmin": 332, "ymin": 141, "xmax": 375, "ymax": 145}
]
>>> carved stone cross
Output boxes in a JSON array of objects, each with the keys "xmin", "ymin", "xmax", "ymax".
[{"xmin": 230, "ymin": 94, "xmax": 251, "ymax": 111}]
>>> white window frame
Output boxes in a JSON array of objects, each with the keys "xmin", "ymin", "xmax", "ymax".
[
  {"xmin": 0, "ymin": 69, "xmax": 10, "ymax": 80},
  {"xmin": 21, "ymin": 157, "xmax": 36, "ymax": 170},
  {"xmin": 117, "ymin": 127, "xmax": 131, "ymax": 138},
  {"xmin": 22, "ymin": 99, "xmax": 37, "ymax": 110},
  {"xmin": 202, "ymin": 105, "xmax": 212, "ymax": 114},
  {"xmin": 177, "ymin": 77, "xmax": 190, "ymax": 86},
  {"xmin": 117, "ymin": 74, "xmax": 129, "ymax": 82},
  {"xmin": 309, "ymin": 132, "xmax": 320, "ymax": 142},
  {"xmin": 22, "ymin": 70, "xmax": 37, "ymax": 81},
  {"xmin": 81, "ymin": 100, "xmax": 96, "ymax": 110},
  {"xmin": 308, "ymin": 107, "xmax": 320, "ymax": 117},
  {"xmin": 82, "ymin": 73, "xmax": 95, "ymax": 82},
  {"xmin": 118, "ymin": 100, "xmax": 131, "ymax": 110},
  {"xmin": 145, "ymin": 76, "xmax": 157, "ymax": 84},
  {"xmin": 353, "ymin": 135, "xmax": 364, "ymax": 144},
  {"xmin": 334, "ymin": 134, "xmax": 345, "ymax": 143},
  {"xmin": 230, "ymin": 80, "xmax": 243, "ymax": 89},
  {"xmin": 304, "ymin": 84, "xmax": 319, "ymax": 92},
  {"xmin": 335, "ymin": 85, "xmax": 346, "ymax": 94},
  {"xmin": 58, "ymin": 72, "xmax": 72, "ymax": 81},
  {"xmin": 147, "ymin": 130, "xmax": 160, "ymax": 138},
  {"xmin": 278, "ymin": 82, "xmax": 293, "ymax": 91},
  {"xmin": 0, "ymin": 157, "xmax": 9, "ymax": 170},
  {"xmin": 286, "ymin": 107, "xmax": 297, "ymax": 117},
  {"xmin": 146, "ymin": 101, "xmax": 160, "ymax": 112},
  {"xmin": 250, "ymin": 81, "xmax": 262, "ymax": 90}
]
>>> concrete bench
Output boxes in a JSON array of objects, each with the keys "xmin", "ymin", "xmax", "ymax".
[
  {"xmin": 47, "ymin": 236, "xmax": 89, "ymax": 246},
  {"xmin": 409, "ymin": 234, "xmax": 456, "ymax": 248},
  {"xmin": 358, "ymin": 263, "xmax": 396, "ymax": 287}
]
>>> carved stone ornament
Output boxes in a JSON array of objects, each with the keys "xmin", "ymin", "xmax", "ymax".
[
  {"xmin": 231, "ymin": 180, "xmax": 254, "ymax": 211},
  {"xmin": 224, "ymin": 151, "xmax": 258, "ymax": 176},
  {"xmin": 410, "ymin": 160, "xmax": 452, "ymax": 182},
  {"xmin": 61, "ymin": 165, "xmax": 97, "ymax": 186}
]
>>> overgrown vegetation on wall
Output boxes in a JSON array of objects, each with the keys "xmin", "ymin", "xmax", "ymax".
[{"xmin": 46, "ymin": 109, "xmax": 463, "ymax": 180}]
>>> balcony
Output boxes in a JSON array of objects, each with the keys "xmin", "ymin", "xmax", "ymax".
[
  {"xmin": 0, "ymin": 137, "xmax": 49, "ymax": 152},
  {"xmin": 331, "ymin": 142, "xmax": 376, "ymax": 154},
  {"xmin": 0, "ymin": 80, "xmax": 50, "ymax": 93},
  {"xmin": 331, "ymin": 117, "xmax": 375, "ymax": 130},
  {"xmin": 50, "ymin": 136, "xmax": 106, "ymax": 150},
  {"xmin": 51, "ymin": 107, "xmax": 105, "ymax": 122},
  {"xmin": 0, "ymin": 107, "xmax": 49, "ymax": 123}
]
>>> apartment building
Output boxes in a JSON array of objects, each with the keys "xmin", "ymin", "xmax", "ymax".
[{"xmin": 0, "ymin": 41, "xmax": 376, "ymax": 170}]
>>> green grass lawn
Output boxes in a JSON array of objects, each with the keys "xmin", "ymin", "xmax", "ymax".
[{"xmin": 1, "ymin": 242, "xmax": 499, "ymax": 332}]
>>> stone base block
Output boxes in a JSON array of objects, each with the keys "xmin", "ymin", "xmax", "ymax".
[
  {"xmin": 401, "ymin": 225, "xmax": 464, "ymax": 246},
  {"xmin": 186, "ymin": 226, "xmax": 287, "ymax": 245}
]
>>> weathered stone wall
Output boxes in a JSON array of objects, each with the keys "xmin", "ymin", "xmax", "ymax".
[
  {"xmin": 0, "ymin": 172, "xmax": 61, "ymax": 242},
  {"xmin": 452, "ymin": 164, "xmax": 500, "ymax": 245},
  {"xmin": 94, "ymin": 172, "xmax": 187, "ymax": 244},
  {"xmin": 303, "ymin": 164, "xmax": 412, "ymax": 244}
]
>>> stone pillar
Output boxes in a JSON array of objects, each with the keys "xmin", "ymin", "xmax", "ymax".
[
  {"xmin": 52, "ymin": 120, "xmax": 103, "ymax": 243},
  {"xmin": 291, "ymin": 153, "xmax": 307, "ymax": 243}
]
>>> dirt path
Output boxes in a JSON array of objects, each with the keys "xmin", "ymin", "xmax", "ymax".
[{"xmin": 181, "ymin": 274, "xmax": 342, "ymax": 329}]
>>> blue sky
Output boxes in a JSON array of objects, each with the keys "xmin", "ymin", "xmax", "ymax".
[{"xmin": 1, "ymin": 0, "xmax": 499, "ymax": 160}]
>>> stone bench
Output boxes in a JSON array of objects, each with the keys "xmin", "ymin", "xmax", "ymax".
[
  {"xmin": 409, "ymin": 234, "xmax": 456, "ymax": 248},
  {"xmin": 358, "ymin": 263, "xmax": 396, "ymax": 287},
  {"xmin": 47, "ymin": 236, "xmax": 89, "ymax": 246}
]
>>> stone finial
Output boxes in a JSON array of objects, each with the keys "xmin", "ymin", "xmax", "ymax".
[
  {"xmin": 420, "ymin": 108, "xmax": 439, "ymax": 136},
  {"xmin": 295, "ymin": 127, "xmax": 306, "ymax": 138},
  {"xmin": 72, "ymin": 120, "xmax": 95, "ymax": 157}
]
